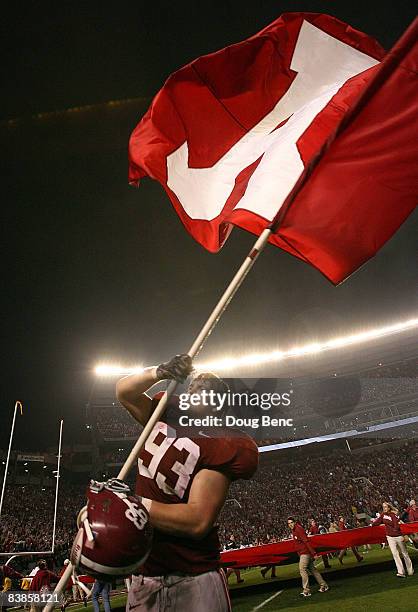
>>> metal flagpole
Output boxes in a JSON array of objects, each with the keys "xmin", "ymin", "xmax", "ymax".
[
  {"xmin": 51, "ymin": 419, "xmax": 64, "ymax": 552},
  {"xmin": 0, "ymin": 401, "xmax": 22, "ymax": 518},
  {"xmin": 45, "ymin": 226, "xmax": 273, "ymax": 610},
  {"xmin": 117, "ymin": 226, "xmax": 272, "ymax": 480}
]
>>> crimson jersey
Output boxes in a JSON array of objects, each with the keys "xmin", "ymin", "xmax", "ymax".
[
  {"xmin": 135, "ymin": 394, "xmax": 259, "ymax": 575},
  {"xmin": 30, "ymin": 570, "xmax": 60, "ymax": 592},
  {"xmin": 407, "ymin": 506, "xmax": 418, "ymax": 522},
  {"xmin": 291, "ymin": 523, "xmax": 316, "ymax": 557},
  {"xmin": 308, "ymin": 522, "xmax": 319, "ymax": 535},
  {"xmin": 372, "ymin": 512, "xmax": 402, "ymax": 537}
]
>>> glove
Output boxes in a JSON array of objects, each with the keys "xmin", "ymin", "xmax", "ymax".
[{"xmin": 156, "ymin": 354, "xmax": 193, "ymax": 383}]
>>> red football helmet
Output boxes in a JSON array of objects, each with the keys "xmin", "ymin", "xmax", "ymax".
[{"xmin": 71, "ymin": 478, "xmax": 153, "ymax": 579}]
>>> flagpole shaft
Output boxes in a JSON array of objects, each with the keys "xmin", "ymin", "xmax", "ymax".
[
  {"xmin": 51, "ymin": 419, "xmax": 63, "ymax": 552},
  {"xmin": 0, "ymin": 402, "xmax": 19, "ymax": 518},
  {"xmin": 188, "ymin": 228, "xmax": 272, "ymax": 357},
  {"xmin": 117, "ymin": 227, "xmax": 272, "ymax": 481},
  {"xmin": 47, "ymin": 227, "xmax": 272, "ymax": 610},
  {"xmin": 46, "ymin": 564, "xmax": 73, "ymax": 612}
]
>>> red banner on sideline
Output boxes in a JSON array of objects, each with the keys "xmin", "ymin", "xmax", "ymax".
[
  {"xmin": 220, "ymin": 522, "xmax": 418, "ymax": 568},
  {"xmin": 76, "ymin": 574, "xmax": 95, "ymax": 584}
]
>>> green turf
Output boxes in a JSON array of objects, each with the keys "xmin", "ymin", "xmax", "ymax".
[
  {"xmin": 67, "ymin": 545, "xmax": 417, "ymax": 612},
  {"xmin": 227, "ymin": 544, "xmax": 410, "ymax": 590},
  {"xmin": 69, "ymin": 593, "xmax": 126, "ymax": 612},
  {"xmin": 232, "ymin": 568, "xmax": 417, "ymax": 611}
]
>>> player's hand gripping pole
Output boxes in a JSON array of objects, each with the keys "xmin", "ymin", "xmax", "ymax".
[{"xmin": 45, "ymin": 227, "xmax": 272, "ymax": 611}]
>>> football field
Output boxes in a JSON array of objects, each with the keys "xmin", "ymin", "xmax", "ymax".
[
  {"xmin": 68, "ymin": 545, "xmax": 417, "ymax": 612},
  {"xmin": 229, "ymin": 545, "xmax": 417, "ymax": 611},
  {"xmin": 231, "ymin": 568, "xmax": 417, "ymax": 611}
]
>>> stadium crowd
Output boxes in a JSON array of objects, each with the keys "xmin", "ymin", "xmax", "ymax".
[
  {"xmin": 102, "ymin": 448, "xmax": 130, "ymax": 464},
  {"xmin": 0, "ymin": 484, "xmax": 84, "ymax": 555},
  {"xmin": 218, "ymin": 440, "xmax": 418, "ymax": 546},
  {"xmin": 1, "ymin": 441, "xmax": 416, "ymax": 554},
  {"xmin": 95, "ymin": 407, "xmax": 140, "ymax": 438}
]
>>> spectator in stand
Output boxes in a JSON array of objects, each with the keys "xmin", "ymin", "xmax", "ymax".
[
  {"xmin": 287, "ymin": 517, "xmax": 328, "ymax": 598},
  {"xmin": 337, "ymin": 516, "xmax": 363, "ymax": 564},
  {"xmin": 372, "ymin": 501, "xmax": 414, "ymax": 577},
  {"xmin": 0, "ymin": 483, "xmax": 84, "ymax": 554}
]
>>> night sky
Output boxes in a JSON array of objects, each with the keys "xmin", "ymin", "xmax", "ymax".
[{"xmin": 2, "ymin": 1, "xmax": 417, "ymax": 450}]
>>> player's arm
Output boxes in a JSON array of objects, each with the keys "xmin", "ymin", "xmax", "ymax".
[
  {"xmin": 371, "ymin": 514, "xmax": 383, "ymax": 526},
  {"xmin": 116, "ymin": 368, "xmax": 158, "ymax": 426},
  {"xmin": 143, "ymin": 469, "xmax": 230, "ymax": 540},
  {"xmin": 116, "ymin": 354, "xmax": 192, "ymax": 426}
]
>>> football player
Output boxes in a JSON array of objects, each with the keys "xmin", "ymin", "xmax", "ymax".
[{"xmin": 116, "ymin": 354, "xmax": 259, "ymax": 611}]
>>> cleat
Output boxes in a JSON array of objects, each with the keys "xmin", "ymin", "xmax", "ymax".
[
  {"xmin": 300, "ymin": 591, "xmax": 311, "ymax": 597},
  {"xmin": 319, "ymin": 585, "xmax": 329, "ymax": 592}
]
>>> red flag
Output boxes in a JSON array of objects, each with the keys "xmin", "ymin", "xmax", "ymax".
[
  {"xmin": 129, "ymin": 13, "xmax": 417, "ymax": 284},
  {"xmin": 220, "ymin": 522, "xmax": 418, "ymax": 568}
]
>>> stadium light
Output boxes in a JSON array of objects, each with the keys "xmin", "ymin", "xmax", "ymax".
[
  {"xmin": 197, "ymin": 317, "xmax": 418, "ymax": 372},
  {"xmin": 94, "ymin": 317, "xmax": 418, "ymax": 376},
  {"xmin": 95, "ymin": 364, "xmax": 144, "ymax": 377}
]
